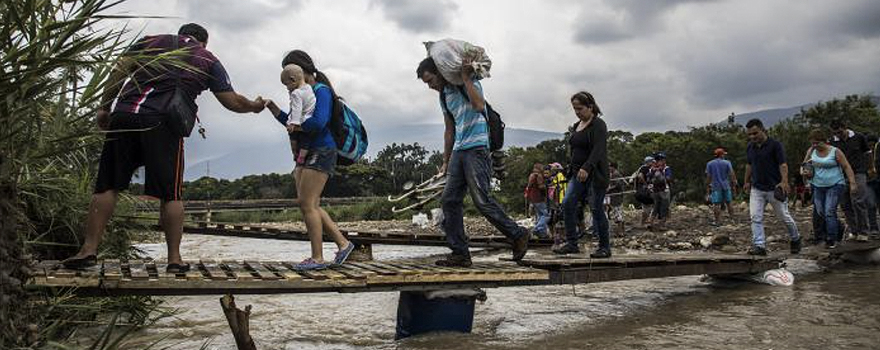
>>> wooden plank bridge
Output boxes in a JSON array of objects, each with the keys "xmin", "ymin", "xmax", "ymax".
[{"xmin": 27, "ymin": 253, "xmax": 787, "ymax": 296}]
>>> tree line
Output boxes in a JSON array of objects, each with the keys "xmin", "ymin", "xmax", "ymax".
[{"xmin": 174, "ymin": 94, "xmax": 879, "ymax": 215}]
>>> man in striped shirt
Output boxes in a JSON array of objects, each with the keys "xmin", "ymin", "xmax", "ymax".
[
  {"xmin": 417, "ymin": 57, "xmax": 529, "ymax": 267},
  {"xmin": 61, "ymin": 23, "xmax": 265, "ymax": 273}
]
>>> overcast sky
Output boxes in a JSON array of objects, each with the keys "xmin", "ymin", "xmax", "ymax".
[{"xmin": 109, "ymin": 0, "xmax": 880, "ymax": 166}]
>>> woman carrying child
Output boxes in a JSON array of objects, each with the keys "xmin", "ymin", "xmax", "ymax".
[{"xmin": 266, "ymin": 50, "xmax": 355, "ymax": 270}]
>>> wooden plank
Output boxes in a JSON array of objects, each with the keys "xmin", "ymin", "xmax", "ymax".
[
  {"xmin": 223, "ymin": 261, "xmax": 254, "ymax": 281},
  {"xmin": 263, "ymin": 262, "xmax": 301, "ymax": 281},
  {"xmin": 334, "ymin": 263, "xmax": 378, "ymax": 278},
  {"xmin": 244, "ymin": 261, "xmax": 280, "ymax": 281},
  {"xmin": 348, "ymin": 262, "xmax": 398, "ymax": 276},
  {"xmin": 202, "ymin": 260, "xmax": 229, "ymax": 281},
  {"xmin": 327, "ymin": 265, "xmax": 368, "ymax": 279},
  {"xmin": 410, "ymin": 262, "xmax": 458, "ymax": 274},
  {"xmin": 385, "ymin": 261, "xmax": 437, "ymax": 275},
  {"xmin": 371, "ymin": 261, "xmax": 419, "ymax": 275},
  {"xmin": 145, "ymin": 262, "xmax": 159, "ymax": 280},
  {"xmin": 102, "ymin": 259, "xmax": 122, "ymax": 280},
  {"xmin": 154, "ymin": 263, "xmax": 176, "ymax": 280},
  {"xmin": 128, "ymin": 260, "xmax": 149, "ymax": 281},
  {"xmin": 185, "ymin": 260, "xmax": 202, "ymax": 281}
]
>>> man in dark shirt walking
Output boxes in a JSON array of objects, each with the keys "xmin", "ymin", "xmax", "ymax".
[
  {"xmin": 743, "ymin": 119, "xmax": 801, "ymax": 255},
  {"xmin": 61, "ymin": 24, "xmax": 266, "ymax": 272},
  {"xmin": 829, "ymin": 119, "xmax": 873, "ymax": 241}
]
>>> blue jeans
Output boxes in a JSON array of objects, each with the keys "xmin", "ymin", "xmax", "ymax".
[
  {"xmin": 562, "ymin": 178, "xmax": 609, "ymax": 251},
  {"xmin": 532, "ymin": 202, "xmax": 549, "ymax": 235},
  {"xmin": 441, "ymin": 148, "xmax": 524, "ymax": 256},
  {"xmin": 812, "ymin": 184, "xmax": 844, "ymax": 243},
  {"xmin": 749, "ymin": 188, "xmax": 800, "ymax": 247}
]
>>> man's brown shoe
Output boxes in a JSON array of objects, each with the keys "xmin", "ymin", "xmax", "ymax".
[{"xmin": 511, "ymin": 232, "xmax": 529, "ymax": 261}]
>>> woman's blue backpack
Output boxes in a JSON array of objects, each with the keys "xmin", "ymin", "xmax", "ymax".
[{"xmin": 317, "ymin": 83, "xmax": 368, "ymax": 166}]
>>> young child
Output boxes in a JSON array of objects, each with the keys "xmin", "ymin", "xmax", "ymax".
[{"xmin": 266, "ymin": 64, "xmax": 316, "ymax": 164}]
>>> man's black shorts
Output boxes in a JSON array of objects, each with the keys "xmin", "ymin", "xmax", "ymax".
[{"xmin": 94, "ymin": 112, "xmax": 184, "ymax": 201}]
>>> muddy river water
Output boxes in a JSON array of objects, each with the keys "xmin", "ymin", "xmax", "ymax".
[{"xmin": 127, "ymin": 235, "xmax": 880, "ymax": 350}]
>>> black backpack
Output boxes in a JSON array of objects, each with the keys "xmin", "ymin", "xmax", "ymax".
[{"xmin": 440, "ymin": 85, "xmax": 505, "ymax": 151}]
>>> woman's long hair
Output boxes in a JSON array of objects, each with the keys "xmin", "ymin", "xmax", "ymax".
[
  {"xmin": 282, "ymin": 50, "xmax": 334, "ymax": 91},
  {"xmin": 571, "ymin": 91, "xmax": 602, "ymax": 116}
]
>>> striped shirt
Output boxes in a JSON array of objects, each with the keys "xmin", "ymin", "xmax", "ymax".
[{"xmin": 441, "ymin": 81, "xmax": 489, "ymax": 151}]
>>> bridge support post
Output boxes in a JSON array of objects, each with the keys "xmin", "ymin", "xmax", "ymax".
[
  {"xmin": 394, "ymin": 289, "xmax": 486, "ymax": 340},
  {"xmin": 348, "ymin": 243, "xmax": 373, "ymax": 261},
  {"xmin": 220, "ymin": 294, "xmax": 257, "ymax": 350}
]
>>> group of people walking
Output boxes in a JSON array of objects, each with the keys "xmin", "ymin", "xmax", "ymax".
[{"xmin": 59, "ymin": 23, "xmax": 878, "ymax": 273}]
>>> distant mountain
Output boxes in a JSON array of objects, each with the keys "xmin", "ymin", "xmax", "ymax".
[
  {"xmin": 184, "ymin": 125, "xmax": 562, "ymax": 180},
  {"xmin": 721, "ymin": 95, "xmax": 880, "ymax": 128}
]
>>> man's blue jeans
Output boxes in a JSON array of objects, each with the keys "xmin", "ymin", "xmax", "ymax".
[
  {"xmin": 562, "ymin": 178, "xmax": 609, "ymax": 251},
  {"xmin": 532, "ymin": 202, "xmax": 549, "ymax": 235},
  {"xmin": 749, "ymin": 188, "xmax": 800, "ymax": 248},
  {"xmin": 441, "ymin": 148, "xmax": 524, "ymax": 257},
  {"xmin": 812, "ymin": 184, "xmax": 845, "ymax": 243}
]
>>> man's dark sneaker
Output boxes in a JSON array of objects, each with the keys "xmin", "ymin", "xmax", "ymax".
[
  {"xmin": 552, "ymin": 244, "xmax": 580, "ymax": 255},
  {"xmin": 790, "ymin": 238, "xmax": 802, "ymax": 254},
  {"xmin": 435, "ymin": 254, "xmax": 473, "ymax": 267},
  {"xmin": 825, "ymin": 241, "xmax": 837, "ymax": 249},
  {"xmin": 166, "ymin": 263, "xmax": 191, "ymax": 274},
  {"xmin": 61, "ymin": 255, "xmax": 97, "ymax": 270},
  {"xmin": 747, "ymin": 246, "xmax": 767, "ymax": 256},
  {"xmin": 590, "ymin": 248, "xmax": 612, "ymax": 259},
  {"xmin": 511, "ymin": 231, "xmax": 530, "ymax": 261}
]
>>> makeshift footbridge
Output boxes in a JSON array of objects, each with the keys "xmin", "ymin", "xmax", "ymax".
[
  {"xmin": 29, "ymin": 253, "xmax": 788, "ymax": 296},
  {"xmin": 27, "ymin": 241, "xmax": 879, "ymax": 342}
]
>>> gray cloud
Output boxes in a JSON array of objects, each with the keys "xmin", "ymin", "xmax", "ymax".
[
  {"xmin": 573, "ymin": 0, "xmax": 714, "ymax": 45},
  {"xmin": 181, "ymin": 0, "xmax": 300, "ymax": 34},
  {"xmin": 819, "ymin": 1, "xmax": 880, "ymax": 40},
  {"xmin": 370, "ymin": 0, "xmax": 458, "ymax": 33}
]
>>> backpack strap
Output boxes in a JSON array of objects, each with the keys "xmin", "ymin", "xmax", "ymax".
[{"xmin": 439, "ymin": 84, "xmax": 489, "ymax": 120}]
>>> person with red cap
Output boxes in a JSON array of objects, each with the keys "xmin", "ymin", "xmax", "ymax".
[{"xmin": 706, "ymin": 147, "xmax": 738, "ymax": 225}]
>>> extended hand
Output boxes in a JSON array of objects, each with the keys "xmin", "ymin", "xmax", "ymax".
[
  {"xmin": 252, "ymin": 96, "xmax": 266, "ymax": 113},
  {"xmin": 438, "ymin": 162, "xmax": 448, "ymax": 175}
]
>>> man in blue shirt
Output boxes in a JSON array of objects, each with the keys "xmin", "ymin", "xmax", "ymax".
[
  {"xmin": 706, "ymin": 148, "xmax": 738, "ymax": 225},
  {"xmin": 744, "ymin": 119, "xmax": 801, "ymax": 255},
  {"xmin": 417, "ymin": 57, "xmax": 529, "ymax": 267}
]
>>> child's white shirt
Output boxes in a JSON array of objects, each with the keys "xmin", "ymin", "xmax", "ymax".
[{"xmin": 287, "ymin": 84, "xmax": 316, "ymax": 125}]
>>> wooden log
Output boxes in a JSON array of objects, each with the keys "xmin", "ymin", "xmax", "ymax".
[{"xmin": 220, "ymin": 294, "xmax": 257, "ymax": 350}]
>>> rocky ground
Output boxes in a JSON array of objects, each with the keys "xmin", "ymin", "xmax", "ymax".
[{"xmin": 263, "ymin": 202, "xmax": 818, "ymax": 255}]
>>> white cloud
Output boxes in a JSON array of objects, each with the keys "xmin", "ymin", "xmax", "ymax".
[{"xmin": 105, "ymin": 0, "xmax": 880, "ymax": 171}]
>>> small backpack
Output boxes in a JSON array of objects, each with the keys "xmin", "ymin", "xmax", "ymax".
[
  {"xmin": 317, "ymin": 83, "xmax": 368, "ymax": 166},
  {"xmin": 440, "ymin": 85, "xmax": 505, "ymax": 151}
]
